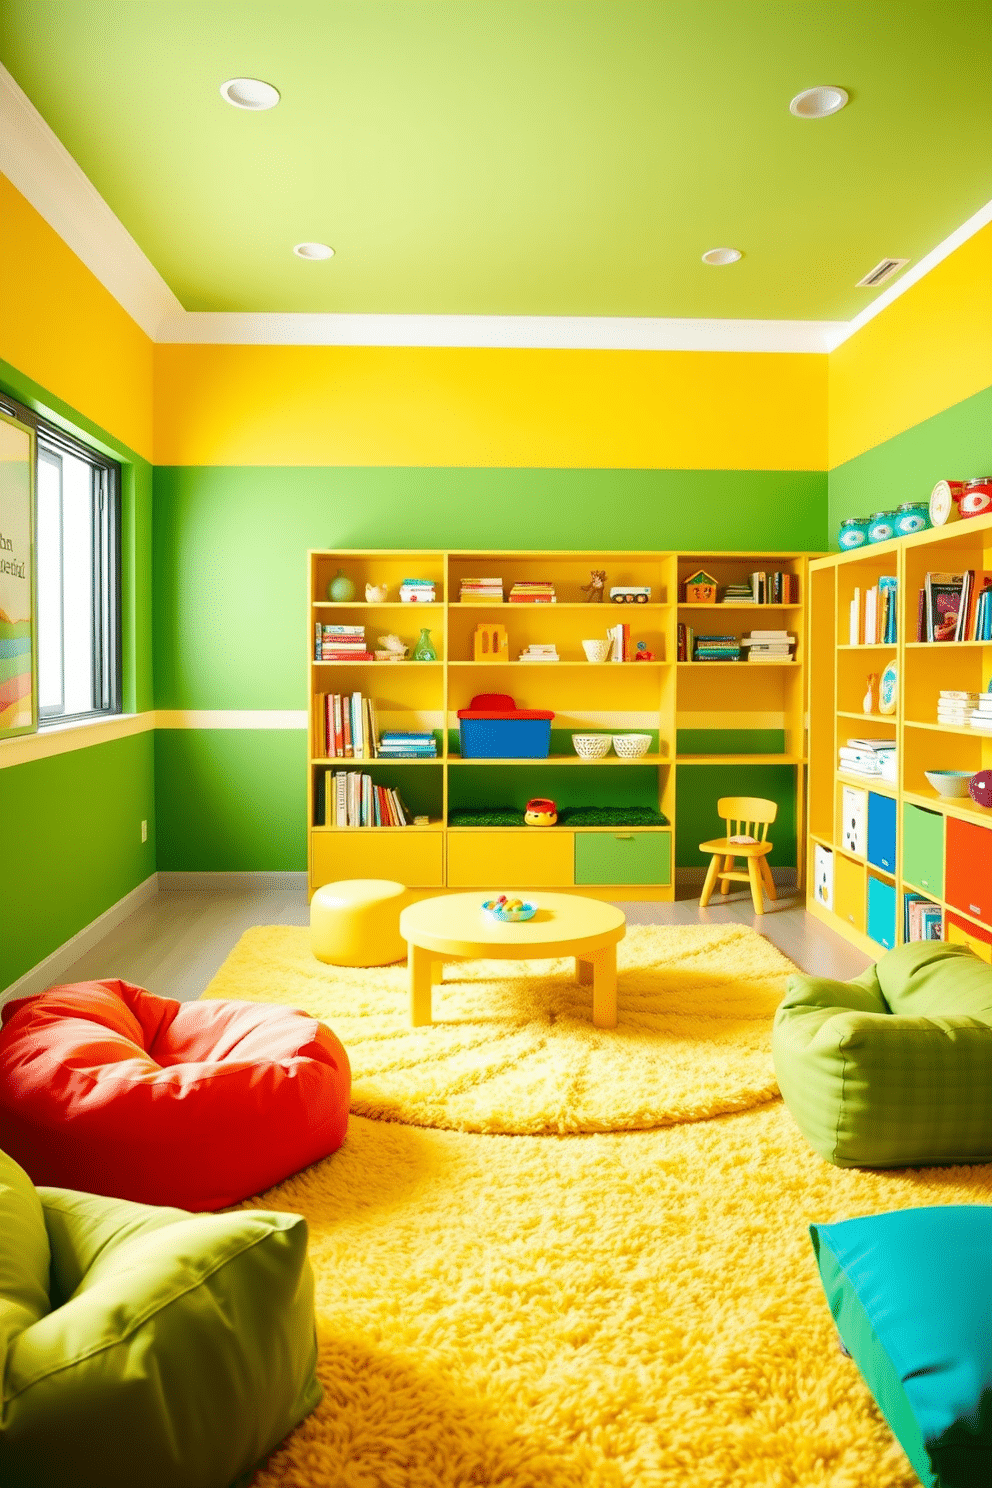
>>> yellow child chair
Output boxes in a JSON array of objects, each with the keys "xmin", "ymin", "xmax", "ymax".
[{"xmin": 699, "ymin": 796, "xmax": 778, "ymax": 914}]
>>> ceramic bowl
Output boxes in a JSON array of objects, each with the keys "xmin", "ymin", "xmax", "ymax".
[
  {"xmin": 572, "ymin": 733, "xmax": 613, "ymax": 759},
  {"xmin": 482, "ymin": 898, "xmax": 536, "ymax": 922},
  {"xmin": 924, "ymin": 769, "xmax": 975, "ymax": 799},
  {"xmin": 612, "ymin": 733, "xmax": 652, "ymax": 759},
  {"xmin": 581, "ymin": 639, "xmax": 612, "ymax": 663}
]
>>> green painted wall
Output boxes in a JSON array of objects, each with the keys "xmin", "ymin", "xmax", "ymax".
[
  {"xmin": 827, "ymin": 384, "xmax": 992, "ymax": 547},
  {"xmin": 0, "ymin": 732, "xmax": 156, "ymax": 989},
  {"xmin": 152, "ymin": 465, "xmax": 824, "ymax": 869}
]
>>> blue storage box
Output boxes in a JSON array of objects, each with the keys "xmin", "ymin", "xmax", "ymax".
[
  {"xmin": 867, "ymin": 874, "xmax": 897, "ymax": 951},
  {"xmin": 457, "ymin": 693, "xmax": 554, "ymax": 758},
  {"xmin": 867, "ymin": 791, "xmax": 897, "ymax": 874}
]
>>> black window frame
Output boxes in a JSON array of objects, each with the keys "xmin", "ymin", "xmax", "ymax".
[{"xmin": 0, "ymin": 390, "xmax": 122, "ymax": 725}]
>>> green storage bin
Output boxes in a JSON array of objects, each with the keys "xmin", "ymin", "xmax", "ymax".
[
  {"xmin": 902, "ymin": 804, "xmax": 945, "ymax": 898},
  {"xmin": 574, "ymin": 831, "xmax": 671, "ymax": 885}
]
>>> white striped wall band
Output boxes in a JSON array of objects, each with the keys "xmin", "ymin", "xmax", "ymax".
[{"xmin": 0, "ymin": 707, "xmax": 789, "ymax": 770}]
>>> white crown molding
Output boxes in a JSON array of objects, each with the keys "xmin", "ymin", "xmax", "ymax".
[
  {"xmin": 823, "ymin": 195, "xmax": 992, "ymax": 351},
  {"xmin": 0, "ymin": 62, "xmax": 181, "ymax": 339},
  {"xmin": 156, "ymin": 311, "xmax": 845, "ymax": 353},
  {"xmin": 2, "ymin": 58, "xmax": 989, "ymax": 355}
]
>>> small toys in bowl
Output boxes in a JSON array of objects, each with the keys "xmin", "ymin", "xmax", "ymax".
[
  {"xmin": 482, "ymin": 895, "xmax": 536, "ymax": 922},
  {"xmin": 924, "ymin": 769, "xmax": 975, "ymax": 799},
  {"xmin": 524, "ymin": 797, "xmax": 557, "ymax": 826}
]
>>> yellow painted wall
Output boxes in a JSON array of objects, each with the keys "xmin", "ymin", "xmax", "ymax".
[
  {"xmin": 828, "ymin": 219, "xmax": 992, "ymax": 470},
  {"xmin": 0, "ymin": 173, "xmax": 153, "ymax": 461},
  {"xmin": 153, "ymin": 343, "xmax": 827, "ymax": 470}
]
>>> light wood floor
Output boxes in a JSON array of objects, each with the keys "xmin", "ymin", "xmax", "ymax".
[{"xmin": 50, "ymin": 875, "xmax": 872, "ymax": 1002}]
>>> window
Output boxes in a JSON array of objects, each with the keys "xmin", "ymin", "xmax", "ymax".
[{"xmin": 0, "ymin": 392, "xmax": 121, "ymax": 724}]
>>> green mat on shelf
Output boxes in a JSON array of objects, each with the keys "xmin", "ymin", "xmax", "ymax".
[{"xmin": 446, "ymin": 806, "xmax": 668, "ymax": 828}]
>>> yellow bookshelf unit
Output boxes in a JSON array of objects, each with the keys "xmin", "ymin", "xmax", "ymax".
[
  {"xmin": 807, "ymin": 510, "xmax": 992, "ymax": 961},
  {"xmin": 308, "ymin": 549, "xmax": 812, "ymax": 902}
]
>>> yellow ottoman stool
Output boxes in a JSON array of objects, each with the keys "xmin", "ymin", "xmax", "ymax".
[{"xmin": 310, "ymin": 879, "xmax": 407, "ymax": 967}]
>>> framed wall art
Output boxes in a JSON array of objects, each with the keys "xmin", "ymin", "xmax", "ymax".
[{"xmin": 0, "ymin": 407, "xmax": 37, "ymax": 738}]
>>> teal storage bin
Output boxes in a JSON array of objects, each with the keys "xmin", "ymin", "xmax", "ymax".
[{"xmin": 867, "ymin": 874, "xmax": 897, "ymax": 950}]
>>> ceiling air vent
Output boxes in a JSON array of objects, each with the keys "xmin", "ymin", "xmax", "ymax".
[{"xmin": 856, "ymin": 257, "xmax": 910, "ymax": 288}]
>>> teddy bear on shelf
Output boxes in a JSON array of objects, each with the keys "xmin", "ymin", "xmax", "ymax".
[{"xmin": 581, "ymin": 570, "xmax": 607, "ymax": 602}]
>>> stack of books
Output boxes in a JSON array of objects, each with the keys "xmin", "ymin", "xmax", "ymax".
[
  {"xmin": 693, "ymin": 634, "xmax": 741, "ymax": 662},
  {"xmin": 741, "ymin": 630, "xmax": 795, "ymax": 662},
  {"xmin": 676, "ymin": 623, "xmax": 695, "ymax": 661},
  {"xmin": 459, "ymin": 578, "xmax": 503, "ymax": 603},
  {"xmin": 905, "ymin": 894, "xmax": 943, "ymax": 942},
  {"xmin": 508, "ymin": 581, "xmax": 556, "ymax": 603},
  {"xmin": 748, "ymin": 572, "xmax": 800, "ymax": 604},
  {"xmin": 519, "ymin": 644, "xmax": 559, "ymax": 662},
  {"xmin": 938, "ymin": 690, "xmax": 981, "ymax": 727},
  {"xmin": 971, "ymin": 695, "xmax": 992, "ymax": 732},
  {"xmin": 720, "ymin": 582, "xmax": 754, "ymax": 605},
  {"xmin": 376, "ymin": 730, "xmax": 438, "ymax": 759},
  {"xmin": 321, "ymin": 770, "xmax": 412, "ymax": 827},
  {"xmin": 849, "ymin": 579, "xmax": 898, "ymax": 645},
  {"xmin": 400, "ymin": 578, "xmax": 437, "ymax": 603},
  {"xmin": 315, "ymin": 692, "xmax": 378, "ymax": 759},
  {"xmin": 838, "ymin": 738, "xmax": 896, "ymax": 780},
  {"xmin": 314, "ymin": 624, "xmax": 372, "ymax": 661}
]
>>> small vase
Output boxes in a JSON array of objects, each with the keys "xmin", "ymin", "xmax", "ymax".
[
  {"xmin": 412, "ymin": 627, "xmax": 437, "ymax": 661},
  {"xmin": 328, "ymin": 568, "xmax": 355, "ymax": 602}
]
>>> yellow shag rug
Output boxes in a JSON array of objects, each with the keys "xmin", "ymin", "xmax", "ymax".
[
  {"xmin": 241, "ymin": 1107, "xmax": 992, "ymax": 1488},
  {"xmin": 203, "ymin": 922, "xmax": 794, "ymax": 1134}
]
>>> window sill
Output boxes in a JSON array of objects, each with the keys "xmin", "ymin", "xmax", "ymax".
[{"xmin": 0, "ymin": 712, "xmax": 152, "ymax": 768}]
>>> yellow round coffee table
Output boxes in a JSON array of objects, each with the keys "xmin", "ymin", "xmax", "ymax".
[{"xmin": 398, "ymin": 892, "xmax": 627, "ymax": 1029}]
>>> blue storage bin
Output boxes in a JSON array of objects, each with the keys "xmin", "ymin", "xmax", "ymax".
[
  {"xmin": 867, "ymin": 875, "xmax": 897, "ymax": 951},
  {"xmin": 867, "ymin": 791, "xmax": 897, "ymax": 874},
  {"xmin": 457, "ymin": 693, "xmax": 554, "ymax": 759}
]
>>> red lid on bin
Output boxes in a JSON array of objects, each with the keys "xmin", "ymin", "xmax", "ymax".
[{"xmin": 457, "ymin": 692, "xmax": 554, "ymax": 721}]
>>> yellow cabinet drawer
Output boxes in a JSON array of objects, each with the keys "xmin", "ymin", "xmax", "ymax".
[
  {"xmin": 833, "ymin": 851, "xmax": 866, "ymax": 934},
  {"xmin": 447, "ymin": 830, "xmax": 575, "ymax": 888},
  {"xmin": 311, "ymin": 831, "xmax": 444, "ymax": 890}
]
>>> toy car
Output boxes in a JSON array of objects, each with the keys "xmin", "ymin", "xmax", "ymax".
[{"xmin": 609, "ymin": 586, "xmax": 651, "ymax": 604}]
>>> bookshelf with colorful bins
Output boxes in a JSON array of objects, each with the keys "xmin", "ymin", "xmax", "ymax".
[
  {"xmin": 308, "ymin": 549, "xmax": 813, "ymax": 902},
  {"xmin": 806, "ymin": 508, "xmax": 992, "ymax": 962}
]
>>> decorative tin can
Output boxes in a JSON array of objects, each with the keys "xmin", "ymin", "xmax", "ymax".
[
  {"xmin": 959, "ymin": 478, "xmax": 992, "ymax": 520},
  {"xmin": 867, "ymin": 512, "xmax": 896, "ymax": 544},
  {"xmin": 929, "ymin": 479, "xmax": 967, "ymax": 526},
  {"xmin": 894, "ymin": 502, "xmax": 931, "ymax": 536},
  {"xmin": 838, "ymin": 517, "xmax": 869, "ymax": 550}
]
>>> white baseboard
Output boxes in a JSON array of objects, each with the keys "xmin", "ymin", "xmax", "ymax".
[
  {"xmin": 1, "ymin": 873, "xmax": 160, "ymax": 1005},
  {"xmin": 157, "ymin": 871, "xmax": 308, "ymax": 890}
]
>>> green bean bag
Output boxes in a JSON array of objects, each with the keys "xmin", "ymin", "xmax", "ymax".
[
  {"xmin": 0, "ymin": 1147, "xmax": 321, "ymax": 1488},
  {"xmin": 772, "ymin": 940, "xmax": 992, "ymax": 1167}
]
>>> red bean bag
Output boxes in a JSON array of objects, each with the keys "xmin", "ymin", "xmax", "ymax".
[{"xmin": 0, "ymin": 979, "xmax": 351, "ymax": 1211}]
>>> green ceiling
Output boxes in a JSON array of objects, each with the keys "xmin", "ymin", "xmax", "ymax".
[{"xmin": 2, "ymin": 1, "xmax": 990, "ymax": 321}]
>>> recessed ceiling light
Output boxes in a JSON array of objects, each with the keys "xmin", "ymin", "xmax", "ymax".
[
  {"xmin": 220, "ymin": 77, "xmax": 280, "ymax": 111},
  {"xmin": 293, "ymin": 242, "xmax": 335, "ymax": 260},
  {"xmin": 701, "ymin": 247, "xmax": 742, "ymax": 266},
  {"xmin": 790, "ymin": 85, "xmax": 849, "ymax": 119}
]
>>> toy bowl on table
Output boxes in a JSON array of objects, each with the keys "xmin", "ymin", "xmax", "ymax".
[
  {"xmin": 925, "ymin": 769, "xmax": 975, "ymax": 799},
  {"xmin": 612, "ymin": 733, "xmax": 652, "ymax": 759},
  {"xmin": 572, "ymin": 733, "xmax": 612, "ymax": 759},
  {"xmin": 581, "ymin": 639, "xmax": 612, "ymax": 663},
  {"xmin": 482, "ymin": 897, "xmax": 537, "ymax": 922}
]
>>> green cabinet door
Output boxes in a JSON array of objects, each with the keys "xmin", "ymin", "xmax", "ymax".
[
  {"xmin": 574, "ymin": 831, "xmax": 671, "ymax": 885},
  {"xmin": 902, "ymin": 804, "xmax": 945, "ymax": 897}
]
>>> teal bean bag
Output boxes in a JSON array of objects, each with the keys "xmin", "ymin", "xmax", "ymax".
[
  {"xmin": 0, "ymin": 1147, "xmax": 321, "ymax": 1488},
  {"xmin": 772, "ymin": 940, "xmax": 992, "ymax": 1167},
  {"xmin": 811, "ymin": 1206, "xmax": 992, "ymax": 1487}
]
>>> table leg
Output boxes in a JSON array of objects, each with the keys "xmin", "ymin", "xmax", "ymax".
[
  {"xmin": 410, "ymin": 942, "xmax": 434, "ymax": 1026},
  {"xmin": 575, "ymin": 957, "xmax": 594, "ymax": 985},
  {"xmin": 591, "ymin": 944, "xmax": 618, "ymax": 1029}
]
